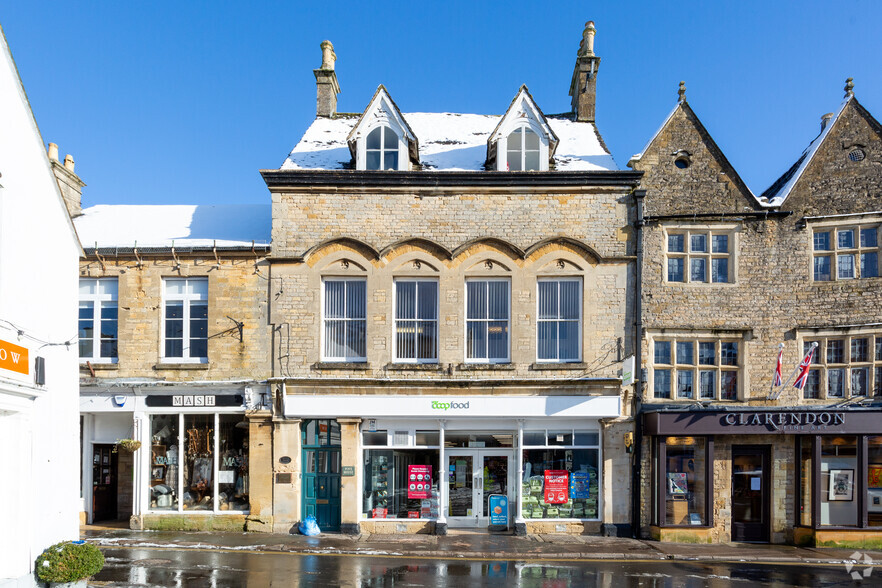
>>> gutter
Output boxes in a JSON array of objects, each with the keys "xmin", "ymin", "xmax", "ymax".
[
  {"xmin": 631, "ymin": 189, "xmax": 645, "ymax": 539},
  {"xmin": 642, "ymin": 211, "xmax": 791, "ymax": 223}
]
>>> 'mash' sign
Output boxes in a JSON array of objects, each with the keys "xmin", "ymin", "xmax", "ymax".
[{"xmin": 721, "ymin": 411, "xmax": 845, "ymax": 432}]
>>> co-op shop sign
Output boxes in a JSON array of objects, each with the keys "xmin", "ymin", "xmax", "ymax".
[{"xmin": 431, "ymin": 401, "xmax": 470, "ymax": 411}]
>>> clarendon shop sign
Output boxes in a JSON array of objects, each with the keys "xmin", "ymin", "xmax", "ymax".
[{"xmin": 644, "ymin": 409, "xmax": 882, "ymax": 436}]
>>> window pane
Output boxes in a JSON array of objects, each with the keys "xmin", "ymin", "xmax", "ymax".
[
  {"xmin": 346, "ymin": 320, "xmax": 366, "ymax": 359},
  {"xmin": 325, "ymin": 319, "xmax": 343, "ymax": 359},
  {"xmin": 876, "ymin": 367, "xmax": 882, "ymax": 397},
  {"xmin": 654, "ymin": 369, "xmax": 671, "ymax": 399},
  {"xmin": 852, "ymin": 368, "xmax": 869, "ymax": 396},
  {"xmin": 538, "ymin": 282, "xmax": 557, "ymax": 320},
  {"xmin": 183, "ymin": 414, "xmax": 214, "ymax": 510},
  {"xmin": 820, "ymin": 437, "xmax": 857, "ymax": 526},
  {"xmin": 676, "ymin": 341, "xmax": 694, "ymax": 365},
  {"xmin": 79, "ymin": 279, "xmax": 96, "ymax": 295},
  {"xmin": 188, "ymin": 338, "xmax": 207, "ymax": 359},
  {"xmin": 166, "ymin": 301, "xmax": 183, "ymax": 320},
  {"xmin": 677, "ymin": 371, "xmax": 694, "ymax": 399},
  {"xmin": 838, "ymin": 229, "xmax": 855, "ymax": 249},
  {"xmin": 188, "ymin": 279, "xmax": 208, "ymax": 297},
  {"xmin": 720, "ymin": 342, "xmax": 738, "ymax": 366},
  {"xmin": 860, "ymin": 227, "xmax": 878, "ymax": 248},
  {"xmin": 668, "ymin": 234, "xmax": 685, "ymax": 253},
  {"xmin": 384, "ymin": 151, "xmax": 398, "ymax": 171},
  {"xmin": 877, "ymin": 337, "xmax": 882, "ymax": 361},
  {"xmin": 690, "ymin": 234, "xmax": 707, "ymax": 253},
  {"xmin": 814, "ymin": 231, "xmax": 831, "ymax": 251},
  {"xmin": 721, "ymin": 372, "xmax": 738, "ymax": 400},
  {"xmin": 487, "ymin": 321, "xmax": 508, "ymax": 361},
  {"xmin": 325, "ymin": 281, "xmax": 344, "ymax": 319},
  {"xmin": 559, "ymin": 281, "xmax": 580, "ymax": 320},
  {"xmin": 415, "ymin": 431, "xmax": 439, "ymax": 446},
  {"xmin": 558, "ymin": 321, "xmax": 580, "ymax": 361},
  {"xmin": 668, "ymin": 258, "xmax": 684, "ymax": 282},
  {"xmin": 699, "ymin": 370, "xmax": 715, "ymax": 398},
  {"xmin": 664, "ymin": 438, "xmax": 706, "ymax": 525},
  {"xmin": 852, "ymin": 338, "xmax": 869, "ymax": 362},
  {"xmin": 79, "ymin": 339, "xmax": 93, "ymax": 358},
  {"xmin": 397, "ymin": 320, "xmax": 415, "ymax": 360},
  {"xmin": 574, "ymin": 431, "xmax": 599, "ymax": 445},
  {"xmin": 828, "ymin": 368, "xmax": 845, "ymax": 397},
  {"xmin": 367, "ymin": 127, "xmax": 381, "ymax": 149},
  {"xmin": 467, "ymin": 281, "xmax": 486, "ymax": 320},
  {"xmin": 698, "ymin": 342, "xmax": 715, "ymax": 365},
  {"xmin": 838, "ymin": 254, "xmax": 855, "ymax": 279},
  {"xmin": 165, "ymin": 338, "xmax": 183, "ymax": 358},
  {"xmin": 827, "ymin": 339, "xmax": 845, "ymax": 363},
  {"xmin": 417, "ymin": 282, "xmax": 437, "ymax": 320},
  {"xmin": 383, "ymin": 127, "xmax": 397, "ymax": 149},
  {"xmin": 396, "ymin": 282, "xmax": 416, "ymax": 320},
  {"xmin": 524, "ymin": 150, "xmax": 540, "ymax": 171},
  {"xmin": 523, "ymin": 431, "xmax": 545, "ymax": 445},
  {"xmin": 861, "ymin": 252, "xmax": 879, "ymax": 278},
  {"xmin": 506, "ymin": 150, "xmax": 522, "ymax": 171},
  {"xmin": 537, "ymin": 322, "xmax": 556, "ymax": 361},
  {"xmin": 466, "ymin": 321, "xmax": 486, "ymax": 359},
  {"xmin": 711, "ymin": 234, "xmax": 728, "ymax": 253},
  {"xmin": 417, "ymin": 322, "xmax": 437, "ymax": 360},
  {"xmin": 523, "ymin": 128, "xmax": 539, "ymax": 150},
  {"xmin": 711, "ymin": 258, "xmax": 728, "ymax": 283},
  {"xmin": 364, "ymin": 449, "xmax": 439, "ymax": 519},
  {"xmin": 690, "ymin": 258, "xmax": 707, "ymax": 282},
  {"xmin": 804, "ymin": 370, "xmax": 821, "ymax": 399},
  {"xmin": 347, "ymin": 281, "xmax": 366, "ymax": 319},
  {"xmin": 814, "ymin": 256, "xmax": 831, "ymax": 281},
  {"xmin": 366, "ymin": 151, "xmax": 381, "ymax": 170},
  {"xmin": 521, "ymin": 448, "xmax": 599, "ymax": 519},
  {"xmin": 165, "ymin": 278, "xmax": 185, "ymax": 296},
  {"xmin": 488, "ymin": 282, "xmax": 509, "ymax": 320},
  {"xmin": 99, "ymin": 280, "xmax": 118, "ymax": 297},
  {"xmin": 218, "ymin": 415, "xmax": 250, "ymax": 512},
  {"xmin": 363, "ymin": 431, "xmax": 387, "ymax": 446},
  {"xmin": 150, "ymin": 415, "xmax": 179, "ymax": 511},
  {"xmin": 654, "ymin": 341, "xmax": 671, "ymax": 365}
]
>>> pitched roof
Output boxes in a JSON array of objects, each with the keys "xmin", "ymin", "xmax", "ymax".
[
  {"xmin": 345, "ymin": 85, "xmax": 420, "ymax": 165},
  {"xmin": 486, "ymin": 85, "xmax": 560, "ymax": 166},
  {"xmin": 758, "ymin": 96, "xmax": 851, "ymax": 207},
  {"xmin": 282, "ymin": 111, "xmax": 617, "ymax": 171},
  {"xmin": 74, "ymin": 204, "xmax": 271, "ymax": 249}
]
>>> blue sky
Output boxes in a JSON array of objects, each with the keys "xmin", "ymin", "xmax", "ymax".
[{"xmin": 3, "ymin": 2, "xmax": 881, "ymax": 206}]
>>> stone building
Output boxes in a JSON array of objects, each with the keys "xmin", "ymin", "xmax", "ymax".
[
  {"xmin": 260, "ymin": 24, "xmax": 640, "ymax": 536},
  {"xmin": 630, "ymin": 80, "xmax": 882, "ymax": 547},
  {"xmin": 74, "ymin": 200, "xmax": 274, "ymax": 532}
]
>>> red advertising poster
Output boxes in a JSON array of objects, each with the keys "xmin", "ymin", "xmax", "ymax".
[
  {"xmin": 407, "ymin": 511, "xmax": 420, "ymax": 519},
  {"xmin": 408, "ymin": 465, "xmax": 432, "ymax": 499},
  {"xmin": 544, "ymin": 470, "xmax": 569, "ymax": 504},
  {"xmin": 372, "ymin": 508, "xmax": 388, "ymax": 519}
]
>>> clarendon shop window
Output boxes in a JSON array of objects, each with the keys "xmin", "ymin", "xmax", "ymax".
[
  {"xmin": 800, "ymin": 334, "xmax": 882, "ymax": 399},
  {"xmin": 362, "ymin": 429, "xmax": 440, "ymax": 520},
  {"xmin": 656, "ymin": 436, "xmax": 708, "ymax": 527},
  {"xmin": 149, "ymin": 413, "xmax": 249, "ymax": 513},
  {"xmin": 537, "ymin": 278, "xmax": 581, "ymax": 362},
  {"xmin": 163, "ymin": 277, "xmax": 208, "ymax": 362},
  {"xmin": 365, "ymin": 125, "xmax": 399, "ymax": 171},
  {"xmin": 666, "ymin": 230, "xmax": 732, "ymax": 283},
  {"xmin": 813, "ymin": 225, "xmax": 880, "ymax": 281},
  {"xmin": 506, "ymin": 126, "xmax": 542, "ymax": 171},
  {"xmin": 322, "ymin": 278, "xmax": 367, "ymax": 362},
  {"xmin": 79, "ymin": 278, "xmax": 118, "ymax": 361},
  {"xmin": 651, "ymin": 337, "xmax": 740, "ymax": 400},
  {"xmin": 466, "ymin": 279, "xmax": 510, "ymax": 363},
  {"xmin": 394, "ymin": 279, "xmax": 438, "ymax": 363},
  {"xmin": 521, "ymin": 430, "xmax": 599, "ymax": 520}
]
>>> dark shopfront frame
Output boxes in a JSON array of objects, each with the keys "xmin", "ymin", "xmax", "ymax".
[
  {"xmin": 653, "ymin": 435, "xmax": 714, "ymax": 530},
  {"xmin": 645, "ymin": 408, "xmax": 882, "ymax": 539}
]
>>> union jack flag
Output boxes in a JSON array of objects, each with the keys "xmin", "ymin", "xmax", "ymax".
[
  {"xmin": 773, "ymin": 347, "xmax": 783, "ymax": 387},
  {"xmin": 793, "ymin": 345, "xmax": 817, "ymax": 390}
]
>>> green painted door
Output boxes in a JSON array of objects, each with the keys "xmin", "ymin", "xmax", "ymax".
[{"xmin": 301, "ymin": 420, "xmax": 342, "ymax": 532}]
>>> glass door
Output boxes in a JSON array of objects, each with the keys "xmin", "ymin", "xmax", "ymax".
[
  {"xmin": 447, "ymin": 451, "xmax": 510, "ymax": 528},
  {"xmin": 731, "ymin": 445, "xmax": 770, "ymax": 542}
]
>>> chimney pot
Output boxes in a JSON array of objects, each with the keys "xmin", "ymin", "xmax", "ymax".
[
  {"xmin": 820, "ymin": 112, "xmax": 834, "ymax": 131},
  {"xmin": 314, "ymin": 40, "xmax": 341, "ymax": 117},
  {"xmin": 583, "ymin": 21, "xmax": 596, "ymax": 56},
  {"xmin": 320, "ymin": 40, "xmax": 336, "ymax": 71},
  {"xmin": 47, "ymin": 142, "xmax": 59, "ymax": 162},
  {"xmin": 64, "ymin": 154, "xmax": 75, "ymax": 172}
]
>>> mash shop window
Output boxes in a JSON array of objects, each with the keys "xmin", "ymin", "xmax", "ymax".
[
  {"xmin": 466, "ymin": 279, "xmax": 510, "ymax": 363},
  {"xmin": 79, "ymin": 278, "xmax": 118, "ymax": 361},
  {"xmin": 163, "ymin": 278, "xmax": 208, "ymax": 361},
  {"xmin": 362, "ymin": 430, "xmax": 439, "ymax": 520},
  {"xmin": 323, "ymin": 279, "xmax": 367, "ymax": 362},
  {"xmin": 521, "ymin": 430, "xmax": 600, "ymax": 520},
  {"xmin": 660, "ymin": 437, "xmax": 707, "ymax": 526}
]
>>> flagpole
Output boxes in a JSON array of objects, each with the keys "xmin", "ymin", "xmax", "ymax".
[
  {"xmin": 769, "ymin": 342, "xmax": 818, "ymax": 400},
  {"xmin": 770, "ymin": 342, "xmax": 784, "ymax": 395}
]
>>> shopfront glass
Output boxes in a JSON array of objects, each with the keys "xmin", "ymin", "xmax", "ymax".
[
  {"xmin": 663, "ymin": 437, "xmax": 706, "ymax": 526},
  {"xmin": 799, "ymin": 437, "xmax": 812, "ymax": 526},
  {"xmin": 820, "ymin": 436, "xmax": 858, "ymax": 527},
  {"xmin": 869, "ymin": 437, "xmax": 882, "ymax": 527},
  {"xmin": 362, "ymin": 430, "xmax": 439, "ymax": 520},
  {"xmin": 150, "ymin": 415, "xmax": 179, "ymax": 510},
  {"xmin": 218, "ymin": 415, "xmax": 249, "ymax": 511},
  {"xmin": 521, "ymin": 430, "xmax": 600, "ymax": 520}
]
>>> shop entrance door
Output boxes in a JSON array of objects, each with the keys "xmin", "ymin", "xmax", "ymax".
[
  {"xmin": 92, "ymin": 444, "xmax": 118, "ymax": 523},
  {"xmin": 302, "ymin": 448, "xmax": 341, "ymax": 532},
  {"xmin": 447, "ymin": 451, "xmax": 510, "ymax": 528},
  {"xmin": 731, "ymin": 445, "xmax": 770, "ymax": 542}
]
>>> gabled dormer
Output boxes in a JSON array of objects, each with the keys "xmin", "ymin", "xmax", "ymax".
[
  {"xmin": 486, "ymin": 85, "xmax": 559, "ymax": 171},
  {"xmin": 346, "ymin": 85, "xmax": 419, "ymax": 170}
]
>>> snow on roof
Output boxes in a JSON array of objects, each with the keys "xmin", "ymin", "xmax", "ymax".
[
  {"xmin": 281, "ymin": 112, "xmax": 617, "ymax": 171},
  {"xmin": 74, "ymin": 204, "xmax": 271, "ymax": 249},
  {"xmin": 628, "ymin": 102, "xmax": 681, "ymax": 165},
  {"xmin": 758, "ymin": 96, "xmax": 851, "ymax": 207}
]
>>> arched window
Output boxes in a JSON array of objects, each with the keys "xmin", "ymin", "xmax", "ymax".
[
  {"xmin": 506, "ymin": 126, "xmax": 540, "ymax": 171},
  {"xmin": 366, "ymin": 126, "xmax": 399, "ymax": 170}
]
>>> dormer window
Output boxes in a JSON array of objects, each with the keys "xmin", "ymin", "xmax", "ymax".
[
  {"xmin": 507, "ymin": 126, "xmax": 541, "ymax": 171},
  {"xmin": 366, "ymin": 126, "xmax": 399, "ymax": 170}
]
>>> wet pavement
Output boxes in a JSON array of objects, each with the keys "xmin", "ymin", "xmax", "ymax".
[{"xmin": 90, "ymin": 547, "xmax": 871, "ymax": 587}]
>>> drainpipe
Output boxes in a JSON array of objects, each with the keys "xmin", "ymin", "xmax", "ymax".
[{"xmin": 631, "ymin": 189, "xmax": 647, "ymax": 538}]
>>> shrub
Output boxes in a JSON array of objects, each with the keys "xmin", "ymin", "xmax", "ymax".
[{"xmin": 34, "ymin": 541, "xmax": 104, "ymax": 583}]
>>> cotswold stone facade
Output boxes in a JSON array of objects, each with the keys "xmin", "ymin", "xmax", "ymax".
[{"xmin": 632, "ymin": 83, "xmax": 882, "ymax": 547}]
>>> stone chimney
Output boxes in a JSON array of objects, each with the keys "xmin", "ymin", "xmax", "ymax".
[
  {"xmin": 314, "ymin": 40, "xmax": 340, "ymax": 117},
  {"xmin": 569, "ymin": 21, "xmax": 602, "ymax": 122},
  {"xmin": 47, "ymin": 142, "xmax": 86, "ymax": 218}
]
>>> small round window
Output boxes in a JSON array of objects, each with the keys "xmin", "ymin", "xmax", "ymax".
[
  {"xmin": 848, "ymin": 148, "xmax": 866, "ymax": 162},
  {"xmin": 674, "ymin": 158, "xmax": 690, "ymax": 169}
]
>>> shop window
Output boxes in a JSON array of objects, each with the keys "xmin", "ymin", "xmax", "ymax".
[
  {"xmin": 869, "ymin": 437, "xmax": 882, "ymax": 527},
  {"xmin": 651, "ymin": 337, "xmax": 741, "ymax": 400},
  {"xmin": 218, "ymin": 415, "xmax": 249, "ymax": 511},
  {"xmin": 394, "ymin": 280, "xmax": 438, "ymax": 363},
  {"xmin": 322, "ymin": 279, "xmax": 367, "ymax": 362},
  {"xmin": 362, "ymin": 430, "xmax": 388, "ymax": 446},
  {"xmin": 162, "ymin": 278, "xmax": 208, "ymax": 362},
  {"xmin": 303, "ymin": 419, "xmax": 341, "ymax": 446},
  {"xmin": 465, "ymin": 279, "xmax": 510, "ymax": 363},
  {"xmin": 150, "ymin": 415, "xmax": 179, "ymax": 511},
  {"xmin": 184, "ymin": 414, "xmax": 214, "ymax": 511},
  {"xmin": 363, "ymin": 449, "xmax": 440, "ymax": 520},
  {"xmin": 78, "ymin": 278, "xmax": 118, "ymax": 361},
  {"xmin": 799, "ymin": 437, "xmax": 812, "ymax": 527},
  {"xmin": 662, "ymin": 437, "xmax": 707, "ymax": 526},
  {"xmin": 800, "ymin": 334, "xmax": 882, "ymax": 399},
  {"xmin": 813, "ymin": 225, "xmax": 880, "ymax": 281},
  {"xmin": 521, "ymin": 430, "xmax": 600, "ymax": 520},
  {"xmin": 537, "ymin": 278, "xmax": 581, "ymax": 362},
  {"xmin": 666, "ymin": 229, "xmax": 733, "ymax": 283},
  {"xmin": 444, "ymin": 433, "xmax": 513, "ymax": 448},
  {"xmin": 820, "ymin": 436, "xmax": 858, "ymax": 527}
]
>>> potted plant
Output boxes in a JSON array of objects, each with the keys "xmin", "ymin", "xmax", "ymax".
[
  {"xmin": 117, "ymin": 438, "xmax": 142, "ymax": 452},
  {"xmin": 34, "ymin": 540, "xmax": 104, "ymax": 587}
]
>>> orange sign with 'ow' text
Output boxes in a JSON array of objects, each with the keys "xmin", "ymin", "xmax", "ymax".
[{"xmin": 0, "ymin": 339, "xmax": 28, "ymax": 375}]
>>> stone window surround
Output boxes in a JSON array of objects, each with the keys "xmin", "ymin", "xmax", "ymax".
[
  {"xmin": 797, "ymin": 327, "xmax": 882, "ymax": 400},
  {"xmin": 662, "ymin": 223, "xmax": 739, "ymax": 285},
  {"xmin": 646, "ymin": 329, "xmax": 747, "ymax": 402},
  {"xmin": 79, "ymin": 276, "xmax": 119, "ymax": 363},
  {"xmin": 464, "ymin": 277, "xmax": 511, "ymax": 364},
  {"xmin": 160, "ymin": 276, "xmax": 208, "ymax": 364},
  {"xmin": 810, "ymin": 221, "xmax": 880, "ymax": 282},
  {"xmin": 392, "ymin": 277, "xmax": 439, "ymax": 364},
  {"xmin": 535, "ymin": 276, "xmax": 583, "ymax": 364},
  {"xmin": 320, "ymin": 276, "xmax": 368, "ymax": 363}
]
